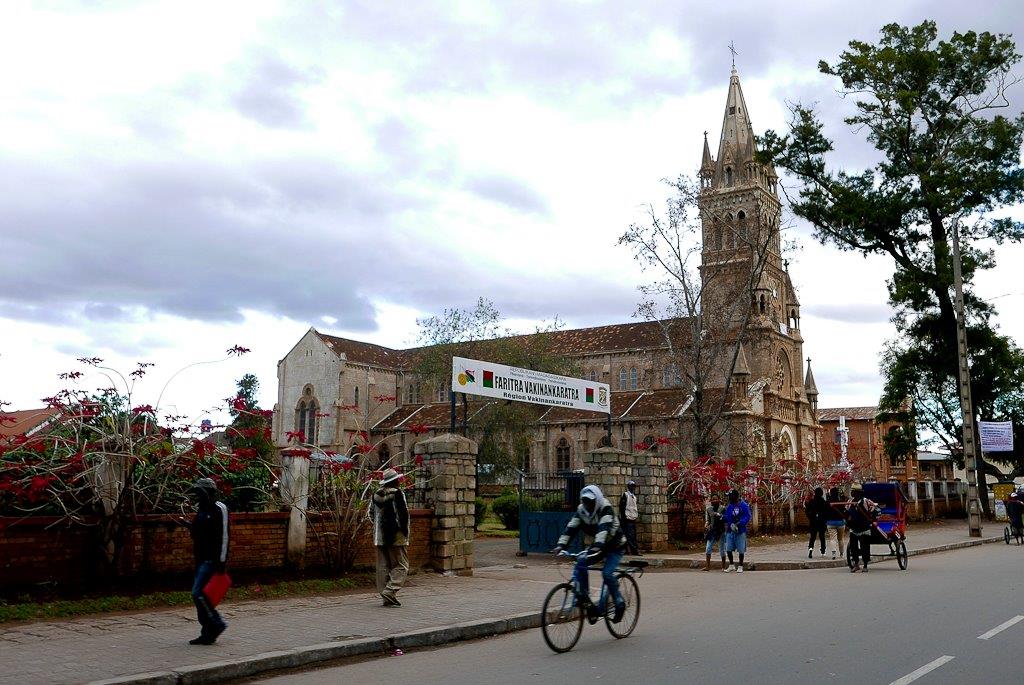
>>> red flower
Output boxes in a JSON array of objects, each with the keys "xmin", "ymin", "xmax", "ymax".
[
  {"xmin": 285, "ymin": 430, "xmax": 306, "ymax": 444},
  {"xmin": 231, "ymin": 396, "xmax": 248, "ymax": 411},
  {"xmin": 58, "ymin": 370, "xmax": 84, "ymax": 381},
  {"xmin": 406, "ymin": 423, "xmax": 429, "ymax": 436},
  {"xmin": 414, "ymin": 454, "xmax": 424, "ymax": 466},
  {"xmin": 226, "ymin": 345, "xmax": 251, "ymax": 356},
  {"xmin": 355, "ymin": 443, "xmax": 374, "ymax": 454},
  {"xmin": 76, "ymin": 357, "xmax": 104, "ymax": 366},
  {"xmin": 374, "ymin": 395, "xmax": 397, "ymax": 403},
  {"xmin": 342, "ymin": 460, "xmax": 353, "ymax": 471},
  {"xmin": 131, "ymin": 404, "xmax": 155, "ymax": 415}
]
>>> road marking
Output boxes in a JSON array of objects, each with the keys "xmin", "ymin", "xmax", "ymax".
[
  {"xmin": 977, "ymin": 615, "xmax": 1024, "ymax": 640},
  {"xmin": 888, "ymin": 655, "xmax": 955, "ymax": 685}
]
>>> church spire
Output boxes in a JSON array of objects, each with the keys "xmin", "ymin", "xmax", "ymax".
[
  {"xmin": 804, "ymin": 359, "xmax": 818, "ymax": 396},
  {"xmin": 715, "ymin": 67, "xmax": 757, "ymax": 167}
]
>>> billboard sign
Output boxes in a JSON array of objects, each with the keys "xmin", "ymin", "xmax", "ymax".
[{"xmin": 451, "ymin": 356, "xmax": 610, "ymax": 414}]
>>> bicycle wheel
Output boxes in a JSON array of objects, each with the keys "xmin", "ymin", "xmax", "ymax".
[
  {"xmin": 1005, "ymin": 527, "xmax": 1011, "ymax": 545},
  {"xmin": 541, "ymin": 583, "xmax": 584, "ymax": 653},
  {"xmin": 604, "ymin": 573, "xmax": 641, "ymax": 639}
]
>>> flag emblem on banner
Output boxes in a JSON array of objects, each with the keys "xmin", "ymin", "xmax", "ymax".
[
  {"xmin": 585, "ymin": 388, "xmax": 594, "ymax": 403},
  {"xmin": 483, "ymin": 370, "xmax": 494, "ymax": 388}
]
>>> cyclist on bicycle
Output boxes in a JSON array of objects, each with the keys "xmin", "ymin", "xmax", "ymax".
[{"xmin": 552, "ymin": 484, "xmax": 627, "ymax": 622}]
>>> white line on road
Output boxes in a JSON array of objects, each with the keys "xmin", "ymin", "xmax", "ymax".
[
  {"xmin": 888, "ymin": 656, "xmax": 955, "ymax": 685},
  {"xmin": 977, "ymin": 615, "xmax": 1024, "ymax": 640}
]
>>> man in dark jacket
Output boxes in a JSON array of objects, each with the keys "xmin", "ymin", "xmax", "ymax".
[
  {"xmin": 553, "ymin": 485, "xmax": 627, "ymax": 622},
  {"xmin": 805, "ymin": 487, "xmax": 830, "ymax": 559},
  {"xmin": 846, "ymin": 489, "xmax": 878, "ymax": 573},
  {"xmin": 186, "ymin": 478, "xmax": 229, "ymax": 645}
]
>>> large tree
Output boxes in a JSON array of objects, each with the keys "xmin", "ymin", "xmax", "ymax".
[{"xmin": 759, "ymin": 21, "xmax": 1024, "ymax": 494}]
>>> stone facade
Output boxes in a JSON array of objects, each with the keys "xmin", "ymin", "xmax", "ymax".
[{"xmin": 583, "ymin": 447, "xmax": 669, "ymax": 552}]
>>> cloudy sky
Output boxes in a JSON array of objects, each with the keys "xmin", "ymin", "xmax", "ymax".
[{"xmin": 3, "ymin": 0, "xmax": 1024, "ymax": 425}]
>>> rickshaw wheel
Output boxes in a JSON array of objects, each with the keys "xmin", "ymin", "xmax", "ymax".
[
  {"xmin": 896, "ymin": 540, "xmax": 908, "ymax": 570},
  {"xmin": 1006, "ymin": 527, "xmax": 1012, "ymax": 545}
]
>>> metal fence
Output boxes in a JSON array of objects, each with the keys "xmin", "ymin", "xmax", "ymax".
[{"xmin": 517, "ymin": 471, "xmax": 584, "ymax": 554}]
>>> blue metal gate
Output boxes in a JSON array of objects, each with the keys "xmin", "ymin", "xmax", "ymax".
[{"xmin": 518, "ymin": 471, "xmax": 584, "ymax": 554}]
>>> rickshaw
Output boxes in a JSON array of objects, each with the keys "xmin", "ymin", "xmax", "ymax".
[{"xmin": 842, "ymin": 482, "xmax": 910, "ymax": 571}]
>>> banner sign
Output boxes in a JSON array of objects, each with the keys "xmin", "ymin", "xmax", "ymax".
[
  {"xmin": 979, "ymin": 420, "xmax": 1014, "ymax": 453},
  {"xmin": 451, "ymin": 356, "xmax": 610, "ymax": 414}
]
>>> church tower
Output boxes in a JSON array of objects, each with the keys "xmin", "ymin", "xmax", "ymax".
[{"xmin": 698, "ymin": 67, "xmax": 818, "ymax": 462}]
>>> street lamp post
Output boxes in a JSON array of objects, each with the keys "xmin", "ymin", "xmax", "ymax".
[{"xmin": 950, "ymin": 219, "xmax": 984, "ymax": 537}]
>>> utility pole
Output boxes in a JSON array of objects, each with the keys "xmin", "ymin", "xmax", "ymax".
[{"xmin": 950, "ymin": 219, "xmax": 983, "ymax": 537}]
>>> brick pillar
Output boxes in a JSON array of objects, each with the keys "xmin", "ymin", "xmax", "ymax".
[
  {"xmin": 416, "ymin": 434, "xmax": 477, "ymax": 576},
  {"xmin": 633, "ymin": 452, "xmax": 669, "ymax": 552}
]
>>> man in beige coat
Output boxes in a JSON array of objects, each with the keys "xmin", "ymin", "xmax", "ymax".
[{"xmin": 371, "ymin": 469, "xmax": 409, "ymax": 607}]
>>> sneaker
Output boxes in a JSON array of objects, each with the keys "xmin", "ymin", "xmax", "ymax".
[
  {"xmin": 736, "ymin": 566, "xmax": 744, "ymax": 573},
  {"xmin": 613, "ymin": 602, "xmax": 626, "ymax": 623},
  {"xmin": 832, "ymin": 551, "xmax": 837, "ymax": 560},
  {"xmin": 807, "ymin": 548, "xmax": 813, "ymax": 559},
  {"xmin": 381, "ymin": 592, "xmax": 401, "ymax": 607},
  {"xmin": 850, "ymin": 564, "xmax": 860, "ymax": 573},
  {"xmin": 725, "ymin": 564, "xmax": 736, "ymax": 573},
  {"xmin": 188, "ymin": 635, "xmax": 214, "ymax": 646},
  {"xmin": 862, "ymin": 566, "xmax": 869, "ymax": 573}
]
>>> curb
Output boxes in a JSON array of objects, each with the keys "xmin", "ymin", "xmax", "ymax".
[
  {"xmin": 642, "ymin": 535, "xmax": 1002, "ymax": 571},
  {"xmin": 86, "ymin": 611, "xmax": 542, "ymax": 685}
]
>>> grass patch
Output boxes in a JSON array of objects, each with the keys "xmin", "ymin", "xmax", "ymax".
[
  {"xmin": 477, "ymin": 512, "xmax": 519, "ymax": 538},
  {"xmin": 0, "ymin": 574, "xmax": 374, "ymax": 625}
]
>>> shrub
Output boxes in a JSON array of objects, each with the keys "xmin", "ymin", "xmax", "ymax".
[
  {"xmin": 491, "ymin": 494, "xmax": 521, "ymax": 530},
  {"xmin": 536, "ymin": 494, "xmax": 567, "ymax": 512},
  {"xmin": 474, "ymin": 497, "xmax": 487, "ymax": 529}
]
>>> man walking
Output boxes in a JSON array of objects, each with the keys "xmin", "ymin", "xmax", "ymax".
[
  {"xmin": 722, "ymin": 489, "xmax": 751, "ymax": 573},
  {"xmin": 804, "ymin": 487, "xmax": 830, "ymax": 559},
  {"xmin": 846, "ymin": 489, "xmax": 878, "ymax": 573},
  {"xmin": 372, "ymin": 469, "xmax": 410, "ymax": 607},
  {"xmin": 619, "ymin": 480, "xmax": 641, "ymax": 555},
  {"xmin": 186, "ymin": 478, "xmax": 229, "ymax": 645}
]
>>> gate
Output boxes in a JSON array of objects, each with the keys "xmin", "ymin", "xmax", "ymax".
[{"xmin": 518, "ymin": 471, "xmax": 585, "ymax": 554}]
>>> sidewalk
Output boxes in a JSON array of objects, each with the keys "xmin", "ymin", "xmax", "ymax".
[
  {"xmin": 643, "ymin": 520, "xmax": 1002, "ymax": 570},
  {"xmin": 0, "ymin": 522, "xmax": 1001, "ymax": 685}
]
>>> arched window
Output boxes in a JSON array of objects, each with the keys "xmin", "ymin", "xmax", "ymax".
[
  {"xmin": 520, "ymin": 445, "xmax": 531, "ymax": 473},
  {"xmin": 759, "ymin": 294, "xmax": 767, "ymax": 313},
  {"xmin": 555, "ymin": 438, "xmax": 571, "ymax": 472},
  {"xmin": 725, "ymin": 167, "xmax": 733, "ymax": 186},
  {"xmin": 354, "ymin": 386, "xmax": 359, "ymax": 407},
  {"xmin": 295, "ymin": 386, "xmax": 319, "ymax": 444},
  {"xmin": 378, "ymin": 443, "xmax": 391, "ymax": 464},
  {"xmin": 714, "ymin": 225, "xmax": 723, "ymax": 251},
  {"xmin": 629, "ymin": 367, "xmax": 638, "ymax": 390},
  {"xmin": 436, "ymin": 385, "xmax": 451, "ymax": 403},
  {"xmin": 737, "ymin": 210, "xmax": 745, "ymax": 221},
  {"xmin": 662, "ymin": 364, "xmax": 679, "ymax": 388},
  {"xmin": 588, "ymin": 370, "xmax": 598, "ymax": 382},
  {"xmin": 619, "ymin": 367, "xmax": 628, "ymax": 390},
  {"xmin": 405, "ymin": 381, "xmax": 421, "ymax": 404},
  {"xmin": 598, "ymin": 435, "xmax": 612, "ymax": 448}
]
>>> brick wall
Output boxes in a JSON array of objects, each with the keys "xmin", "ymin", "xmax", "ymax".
[{"xmin": 0, "ymin": 509, "xmax": 432, "ymax": 588}]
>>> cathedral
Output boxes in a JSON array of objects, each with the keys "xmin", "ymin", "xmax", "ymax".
[{"xmin": 273, "ymin": 68, "xmax": 821, "ymax": 471}]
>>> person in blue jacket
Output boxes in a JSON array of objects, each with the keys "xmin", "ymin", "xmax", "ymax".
[
  {"xmin": 553, "ymin": 484, "xmax": 627, "ymax": 622},
  {"xmin": 722, "ymin": 489, "xmax": 751, "ymax": 573}
]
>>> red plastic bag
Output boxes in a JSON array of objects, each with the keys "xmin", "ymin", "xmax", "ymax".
[{"xmin": 203, "ymin": 572, "xmax": 232, "ymax": 607}]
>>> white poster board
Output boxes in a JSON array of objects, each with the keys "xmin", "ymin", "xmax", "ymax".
[
  {"xmin": 451, "ymin": 356, "xmax": 610, "ymax": 414},
  {"xmin": 979, "ymin": 420, "xmax": 1014, "ymax": 453}
]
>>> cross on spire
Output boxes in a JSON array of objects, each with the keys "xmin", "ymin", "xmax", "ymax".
[{"xmin": 728, "ymin": 41, "xmax": 738, "ymax": 69}]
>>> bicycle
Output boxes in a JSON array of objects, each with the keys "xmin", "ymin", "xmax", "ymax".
[
  {"xmin": 1004, "ymin": 522, "xmax": 1023, "ymax": 545},
  {"xmin": 540, "ymin": 549, "xmax": 646, "ymax": 653}
]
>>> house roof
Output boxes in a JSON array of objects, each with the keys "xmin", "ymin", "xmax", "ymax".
[
  {"xmin": 817, "ymin": 406, "xmax": 878, "ymax": 422},
  {"xmin": 311, "ymin": 319, "xmax": 684, "ymax": 370},
  {"xmin": 917, "ymin": 450, "xmax": 952, "ymax": 462},
  {"xmin": 0, "ymin": 407, "xmax": 61, "ymax": 440}
]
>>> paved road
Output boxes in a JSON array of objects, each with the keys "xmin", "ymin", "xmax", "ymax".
[{"xmin": 256, "ymin": 544, "xmax": 1024, "ymax": 685}]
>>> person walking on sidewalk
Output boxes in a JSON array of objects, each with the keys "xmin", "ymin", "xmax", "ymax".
[
  {"xmin": 846, "ymin": 489, "xmax": 879, "ymax": 573},
  {"xmin": 619, "ymin": 480, "xmax": 641, "ymax": 555},
  {"xmin": 825, "ymin": 487, "xmax": 846, "ymax": 560},
  {"xmin": 804, "ymin": 487, "xmax": 830, "ymax": 559},
  {"xmin": 704, "ymin": 493, "xmax": 727, "ymax": 571},
  {"xmin": 185, "ymin": 478, "xmax": 229, "ymax": 645},
  {"xmin": 372, "ymin": 469, "xmax": 410, "ymax": 607},
  {"xmin": 722, "ymin": 489, "xmax": 751, "ymax": 573}
]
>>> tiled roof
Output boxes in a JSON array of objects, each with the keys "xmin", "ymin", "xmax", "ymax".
[
  {"xmin": 818, "ymin": 406, "xmax": 878, "ymax": 422},
  {"xmin": 312, "ymin": 319, "xmax": 686, "ymax": 369},
  {"xmin": 0, "ymin": 408, "xmax": 60, "ymax": 440}
]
